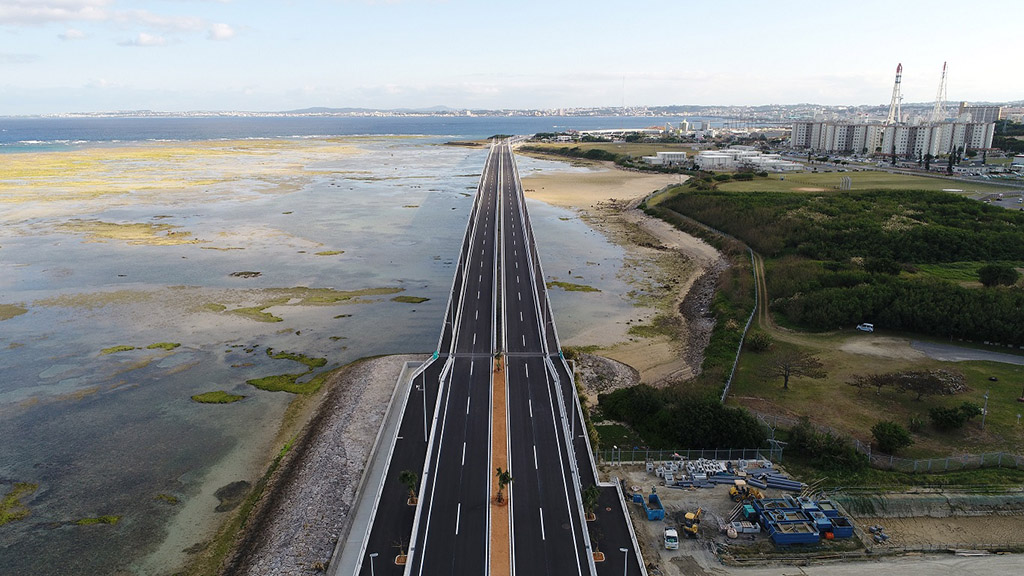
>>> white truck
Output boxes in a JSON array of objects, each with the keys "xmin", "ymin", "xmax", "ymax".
[{"xmin": 664, "ymin": 527, "xmax": 679, "ymax": 550}]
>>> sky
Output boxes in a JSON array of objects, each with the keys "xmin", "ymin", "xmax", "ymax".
[{"xmin": 0, "ymin": 0, "xmax": 1020, "ymax": 115}]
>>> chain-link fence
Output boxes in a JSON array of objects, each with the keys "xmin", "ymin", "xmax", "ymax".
[
  {"xmin": 753, "ymin": 409, "xmax": 1024, "ymax": 473},
  {"xmin": 596, "ymin": 447, "xmax": 779, "ymax": 465}
]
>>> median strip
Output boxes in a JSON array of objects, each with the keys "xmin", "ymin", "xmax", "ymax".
[{"xmin": 490, "ymin": 355, "xmax": 511, "ymax": 576}]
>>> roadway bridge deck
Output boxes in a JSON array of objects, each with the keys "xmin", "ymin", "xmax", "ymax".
[{"xmin": 341, "ymin": 140, "xmax": 646, "ymax": 576}]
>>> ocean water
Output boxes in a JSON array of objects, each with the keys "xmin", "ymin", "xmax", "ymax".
[
  {"xmin": 0, "ymin": 114, "xmax": 720, "ymax": 152},
  {"xmin": 0, "ymin": 119, "xmax": 643, "ymax": 575}
]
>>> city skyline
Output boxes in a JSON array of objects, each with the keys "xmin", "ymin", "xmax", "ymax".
[{"xmin": 1, "ymin": 0, "xmax": 1021, "ymax": 116}]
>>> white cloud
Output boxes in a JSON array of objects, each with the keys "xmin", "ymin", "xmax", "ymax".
[
  {"xmin": 119, "ymin": 32, "xmax": 167, "ymax": 47},
  {"xmin": 0, "ymin": 0, "xmax": 111, "ymax": 25},
  {"xmin": 207, "ymin": 22, "xmax": 234, "ymax": 41},
  {"xmin": 58, "ymin": 27, "xmax": 86, "ymax": 40}
]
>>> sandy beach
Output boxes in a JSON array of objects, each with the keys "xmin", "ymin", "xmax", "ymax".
[{"xmin": 520, "ymin": 158, "xmax": 722, "ymax": 388}]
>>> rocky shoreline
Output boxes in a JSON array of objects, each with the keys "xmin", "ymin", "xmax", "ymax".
[{"xmin": 219, "ymin": 355, "xmax": 423, "ymax": 576}]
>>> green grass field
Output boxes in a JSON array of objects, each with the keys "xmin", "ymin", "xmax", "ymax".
[
  {"xmin": 718, "ymin": 171, "xmax": 1013, "ymax": 195},
  {"xmin": 728, "ymin": 331, "xmax": 1024, "ymax": 459},
  {"xmin": 720, "ymin": 170, "xmax": 1015, "ymax": 194}
]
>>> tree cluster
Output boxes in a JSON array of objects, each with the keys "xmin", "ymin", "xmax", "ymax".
[
  {"xmin": 598, "ymin": 385, "xmax": 766, "ymax": 450},
  {"xmin": 660, "ymin": 189, "xmax": 1024, "ymax": 263},
  {"xmin": 929, "ymin": 402, "xmax": 983, "ymax": 431},
  {"xmin": 846, "ymin": 369, "xmax": 967, "ymax": 400},
  {"xmin": 787, "ymin": 417, "xmax": 867, "ymax": 472},
  {"xmin": 978, "ymin": 263, "xmax": 1020, "ymax": 287}
]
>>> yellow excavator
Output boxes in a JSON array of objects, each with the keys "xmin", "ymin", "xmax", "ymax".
[
  {"xmin": 680, "ymin": 507, "xmax": 702, "ymax": 539},
  {"xmin": 729, "ymin": 479, "xmax": 763, "ymax": 503}
]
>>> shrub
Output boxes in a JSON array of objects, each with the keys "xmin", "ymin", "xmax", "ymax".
[
  {"xmin": 908, "ymin": 415, "xmax": 925, "ymax": 433},
  {"xmin": 864, "ymin": 257, "xmax": 902, "ymax": 275},
  {"xmin": 787, "ymin": 417, "xmax": 867, "ymax": 472},
  {"xmin": 712, "ymin": 173, "xmax": 733, "ymax": 182},
  {"xmin": 746, "ymin": 330, "xmax": 774, "ymax": 352},
  {"xmin": 929, "ymin": 401, "xmax": 983, "ymax": 431},
  {"xmin": 871, "ymin": 420, "xmax": 914, "ymax": 455},
  {"xmin": 978, "ymin": 263, "xmax": 1020, "ymax": 287}
]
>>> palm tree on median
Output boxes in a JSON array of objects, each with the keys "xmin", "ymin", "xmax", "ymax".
[{"xmin": 495, "ymin": 467, "xmax": 513, "ymax": 504}]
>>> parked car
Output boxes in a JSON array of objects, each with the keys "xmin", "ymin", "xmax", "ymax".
[{"xmin": 856, "ymin": 323, "xmax": 874, "ymax": 333}]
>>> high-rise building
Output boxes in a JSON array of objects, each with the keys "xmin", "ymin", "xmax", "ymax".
[
  {"xmin": 790, "ymin": 118, "xmax": 994, "ymax": 156},
  {"xmin": 958, "ymin": 102, "xmax": 1003, "ymax": 123}
]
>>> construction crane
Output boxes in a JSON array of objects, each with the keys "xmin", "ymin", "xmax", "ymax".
[
  {"xmin": 885, "ymin": 63, "xmax": 903, "ymax": 125},
  {"xmin": 931, "ymin": 62, "xmax": 948, "ymax": 122}
]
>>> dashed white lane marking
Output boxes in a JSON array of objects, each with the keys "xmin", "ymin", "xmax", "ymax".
[
  {"xmin": 539, "ymin": 508, "xmax": 545, "ymax": 540},
  {"xmin": 456, "ymin": 502, "xmax": 462, "ymax": 534},
  {"xmin": 534, "ymin": 445, "xmax": 539, "ymax": 469},
  {"xmin": 462, "ymin": 441, "xmax": 467, "ymax": 465}
]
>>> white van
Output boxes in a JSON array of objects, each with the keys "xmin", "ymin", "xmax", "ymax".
[{"xmin": 856, "ymin": 323, "xmax": 874, "ymax": 333}]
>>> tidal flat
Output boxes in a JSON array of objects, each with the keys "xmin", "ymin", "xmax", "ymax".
[{"xmin": 0, "ymin": 137, "xmax": 643, "ymax": 575}]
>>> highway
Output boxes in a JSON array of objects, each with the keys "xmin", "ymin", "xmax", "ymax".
[
  {"xmin": 347, "ymin": 140, "xmax": 645, "ymax": 576},
  {"xmin": 353, "ymin": 144, "xmax": 500, "ymax": 576},
  {"xmin": 499, "ymin": 141, "xmax": 591, "ymax": 575},
  {"xmin": 405, "ymin": 139, "xmax": 501, "ymax": 575}
]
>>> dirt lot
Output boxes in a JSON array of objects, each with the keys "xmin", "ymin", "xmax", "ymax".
[
  {"xmin": 600, "ymin": 462, "xmax": 821, "ymax": 576},
  {"xmin": 598, "ymin": 463, "xmax": 1024, "ymax": 575},
  {"xmin": 854, "ymin": 515, "xmax": 1024, "ymax": 549}
]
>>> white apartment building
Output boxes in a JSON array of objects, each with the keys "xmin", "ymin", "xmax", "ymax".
[
  {"xmin": 791, "ymin": 118, "xmax": 995, "ymax": 157},
  {"xmin": 641, "ymin": 151, "xmax": 688, "ymax": 166}
]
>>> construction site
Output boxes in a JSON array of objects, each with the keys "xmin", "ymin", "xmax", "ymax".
[{"xmin": 602, "ymin": 456, "xmax": 1024, "ymax": 575}]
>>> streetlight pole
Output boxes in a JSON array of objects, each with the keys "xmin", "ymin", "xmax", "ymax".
[
  {"xmin": 982, "ymin": 390, "xmax": 990, "ymax": 429},
  {"xmin": 619, "ymin": 547, "xmax": 629, "ymax": 576},
  {"xmin": 369, "ymin": 552, "xmax": 378, "ymax": 576}
]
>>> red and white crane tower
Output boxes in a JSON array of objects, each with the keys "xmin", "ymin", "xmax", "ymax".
[
  {"xmin": 885, "ymin": 63, "xmax": 903, "ymax": 125},
  {"xmin": 930, "ymin": 61, "xmax": 949, "ymax": 122}
]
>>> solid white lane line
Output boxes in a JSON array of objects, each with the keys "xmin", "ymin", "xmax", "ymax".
[
  {"xmin": 539, "ymin": 508, "xmax": 546, "ymax": 540},
  {"xmin": 456, "ymin": 503, "xmax": 462, "ymax": 534},
  {"xmin": 534, "ymin": 445, "xmax": 539, "ymax": 469}
]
